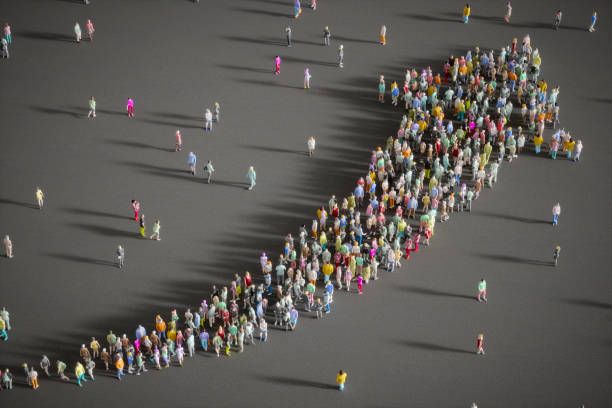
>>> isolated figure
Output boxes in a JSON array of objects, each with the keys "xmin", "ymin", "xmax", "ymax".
[
  {"xmin": 285, "ymin": 25, "xmax": 292, "ymax": 47},
  {"xmin": 88, "ymin": 96, "xmax": 96, "ymax": 118},
  {"xmin": 338, "ymin": 44, "xmax": 344, "ymax": 68},
  {"xmin": 553, "ymin": 10, "xmax": 562, "ymax": 30},
  {"xmin": 462, "ymin": 4, "xmax": 471, "ymax": 24},
  {"xmin": 552, "ymin": 202, "xmax": 561, "ymax": 226},
  {"xmin": 116, "ymin": 245, "xmax": 124, "ymax": 268},
  {"xmin": 588, "ymin": 11, "xmax": 597, "ymax": 32},
  {"xmin": 304, "ymin": 68, "xmax": 311, "ymax": 89},
  {"xmin": 274, "ymin": 55, "xmax": 281, "ymax": 75},
  {"xmin": 323, "ymin": 26, "xmax": 331, "ymax": 46},
  {"xmin": 379, "ymin": 25, "xmax": 386, "ymax": 45},
  {"xmin": 74, "ymin": 22, "xmax": 82, "ymax": 43},
  {"xmin": 204, "ymin": 160, "xmax": 215, "ymax": 183},
  {"xmin": 86, "ymin": 19, "xmax": 95, "ymax": 41},
  {"xmin": 476, "ymin": 334, "xmax": 485, "ymax": 355},
  {"xmin": 188, "ymin": 151, "xmax": 197, "ymax": 175},
  {"xmin": 307, "ymin": 136, "xmax": 316, "ymax": 156},
  {"xmin": 150, "ymin": 220, "xmax": 161, "ymax": 241},
  {"xmin": 504, "ymin": 2, "xmax": 512, "ymax": 23},
  {"xmin": 204, "ymin": 109, "xmax": 213, "ymax": 131},
  {"xmin": 3, "ymin": 235, "xmax": 13, "ymax": 258},
  {"xmin": 336, "ymin": 370, "xmax": 347, "ymax": 391},
  {"xmin": 126, "ymin": 98, "xmax": 135, "ymax": 118},
  {"xmin": 553, "ymin": 245, "xmax": 561, "ymax": 266},
  {"xmin": 477, "ymin": 279, "xmax": 487, "ymax": 302},
  {"xmin": 175, "ymin": 130, "xmax": 182, "ymax": 151},
  {"xmin": 35, "ymin": 187, "xmax": 44, "ymax": 209},
  {"xmin": 246, "ymin": 166, "xmax": 257, "ymax": 190}
]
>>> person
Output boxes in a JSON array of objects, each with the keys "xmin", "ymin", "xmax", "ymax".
[
  {"xmin": 259, "ymin": 317, "xmax": 268, "ymax": 342},
  {"xmin": 246, "ymin": 166, "xmax": 256, "ymax": 190},
  {"xmin": 0, "ymin": 317, "xmax": 7, "ymax": 341},
  {"xmin": 274, "ymin": 55, "xmax": 281, "ymax": 75},
  {"xmin": 504, "ymin": 2, "xmax": 512, "ymax": 23},
  {"xmin": 310, "ymin": 0, "xmax": 317, "ymax": 10},
  {"xmin": 40, "ymin": 355, "xmax": 51, "ymax": 376},
  {"xmin": 294, "ymin": 0, "xmax": 302, "ymax": 18},
  {"xmin": 213, "ymin": 102, "xmax": 220, "ymax": 122},
  {"xmin": 477, "ymin": 279, "xmax": 487, "ymax": 302},
  {"xmin": 553, "ymin": 245, "xmax": 561, "ymax": 266},
  {"xmin": 574, "ymin": 140, "xmax": 583, "ymax": 161},
  {"xmin": 85, "ymin": 359, "xmax": 95, "ymax": 381},
  {"xmin": 3, "ymin": 23, "xmax": 11, "ymax": 44},
  {"xmin": 188, "ymin": 151, "xmax": 197, "ymax": 175},
  {"xmin": 114, "ymin": 245, "xmax": 124, "ymax": 269},
  {"xmin": 552, "ymin": 202, "xmax": 561, "ymax": 226},
  {"xmin": 204, "ymin": 160, "xmax": 215, "ymax": 183},
  {"xmin": 126, "ymin": 97, "xmax": 135, "ymax": 117},
  {"xmin": 86, "ymin": 19, "xmax": 95, "ymax": 41},
  {"xmin": 175, "ymin": 130, "xmax": 182, "ymax": 152},
  {"xmin": 323, "ymin": 26, "xmax": 331, "ymax": 46},
  {"xmin": 131, "ymin": 199, "xmax": 140, "ymax": 221},
  {"xmin": 379, "ymin": 25, "xmax": 386, "ymax": 45},
  {"xmin": 87, "ymin": 96, "xmax": 96, "ymax": 118},
  {"xmin": 3, "ymin": 235, "xmax": 13, "ymax": 258},
  {"xmin": 553, "ymin": 10, "xmax": 562, "ymax": 30},
  {"xmin": 378, "ymin": 75, "xmax": 385, "ymax": 103},
  {"xmin": 1, "ymin": 37, "xmax": 8, "ymax": 59},
  {"xmin": 588, "ymin": 11, "xmax": 597, "ymax": 32},
  {"xmin": 304, "ymin": 68, "xmax": 311, "ymax": 89},
  {"xmin": 307, "ymin": 136, "xmax": 316, "ymax": 157},
  {"xmin": 75, "ymin": 362, "xmax": 86, "ymax": 387},
  {"xmin": 476, "ymin": 334, "xmax": 485, "ymax": 355},
  {"xmin": 74, "ymin": 22, "xmax": 82, "ymax": 43},
  {"xmin": 204, "ymin": 109, "xmax": 213, "ymax": 131},
  {"xmin": 29, "ymin": 367, "xmax": 39, "ymax": 390},
  {"xmin": 150, "ymin": 220, "xmax": 161, "ymax": 241},
  {"xmin": 139, "ymin": 214, "xmax": 146, "ymax": 238},
  {"xmin": 115, "ymin": 353, "xmax": 125, "ymax": 380},
  {"xmin": 336, "ymin": 370, "xmax": 347, "ymax": 391},
  {"xmin": 285, "ymin": 25, "xmax": 292, "ymax": 47},
  {"xmin": 56, "ymin": 360, "xmax": 70, "ymax": 381},
  {"xmin": 90, "ymin": 337, "xmax": 101, "ymax": 359},
  {"xmin": 463, "ymin": 4, "xmax": 471, "ymax": 24},
  {"xmin": 338, "ymin": 44, "xmax": 344, "ymax": 68},
  {"xmin": 0, "ymin": 307, "xmax": 10, "ymax": 331},
  {"xmin": 2, "ymin": 368, "xmax": 12, "ymax": 390},
  {"xmin": 35, "ymin": 187, "xmax": 44, "ymax": 209},
  {"xmin": 100, "ymin": 348, "xmax": 110, "ymax": 371}
]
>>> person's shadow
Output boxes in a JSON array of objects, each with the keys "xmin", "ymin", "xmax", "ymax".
[{"xmin": 259, "ymin": 375, "xmax": 336, "ymax": 390}]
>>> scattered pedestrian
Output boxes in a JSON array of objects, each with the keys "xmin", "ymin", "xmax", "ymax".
[
  {"xmin": 139, "ymin": 214, "xmax": 146, "ymax": 238},
  {"xmin": 338, "ymin": 44, "xmax": 344, "ymax": 68},
  {"xmin": 378, "ymin": 75, "xmax": 385, "ymax": 103},
  {"xmin": 0, "ymin": 37, "xmax": 8, "ymax": 59},
  {"xmin": 204, "ymin": 160, "xmax": 215, "ymax": 183},
  {"xmin": 462, "ymin": 4, "xmax": 471, "ymax": 24},
  {"xmin": 75, "ymin": 362, "xmax": 86, "ymax": 387},
  {"xmin": 307, "ymin": 136, "xmax": 316, "ymax": 156},
  {"xmin": 246, "ymin": 166, "xmax": 257, "ymax": 190},
  {"xmin": 117, "ymin": 245, "xmax": 125, "ymax": 268},
  {"xmin": 274, "ymin": 55, "xmax": 281, "ymax": 75},
  {"xmin": 323, "ymin": 26, "xmax": 331, "ymax": 46},
  {"xmin": 553, "ymin": 245, "xmax": 561, "ymax": 266},
  {"xmin": 35, "ymin": 187, "xmax": 44, "ymax": 209},
  {"xmin": 0, "ymin": 307, "xmax": 10, "ymax": 331},
  {"xmin": 504, "ymin": 2, "xmax": 512, "ymax": 23},
  {"xmin": 175, "ymin": 129, "xmax": 182, "ymax": 151},
  {"xmin": 150, "ymin": 220, "xmax": 161, "ymax": 241},
  {"xmin": 336, "ymin": 369, "xmax": 347, "ymax": 391},
  {"xmin": 74, "ymin": 22, "xmax": 82, "ymax": 43},
  {"xmin": 213, "ymin": 102, "xmax": 220, "ymax": 122},
  {"xmin": 87, "ymin": 96, "xmax": 96, "ymax": 118},
  {"xmin": 3, "ymin": 23, "xmax": 11, "ymax": 44},
  {"xmin": 476, "ymin": 334, "xmax": 485, "ymax": 355},
  {"xmin": 2, "ymin": 369, "xmax": 13, "ymax": 390},
  {"xmin": 3, "ymin": 235, "xmax": 13, "ymax": 258},
  {"xmin": 379, "ymin": 25, "xmax": 386, "ymax": 45},
  {"xmin": 294, "ymin": 0, "xmax": 302, "ymax": 19},
  {"xmin": 477, "ymin": 279, "xmax": 487, "ymax": 302},
  {"xmin": 86, "ymin": 19, "xmax": 95, "ymax": 41},
  {"xmin": 552, "ymin": 202, "xmax": 561, "ymax": 226},
  {"xmin": 29, "ymin": 367, "xmax": 39, "ymax": 390},
  {"xmin": 56, "ymin": 360, "xmax": 69, "ymax": 381},
  {"xmin": 588, "ymin": 11, "xmax": 597, "ymax": 32},
  {"xmin": 553, "ymin": 10, "xmax": 562, "ymax": 30},
  {"xmin": 204, "ymin": 108, "xmax": 213, "ymax": 131},
  {"xmin": 188, "ymin": 151, "xmax": 197, "ymax": 175},
  {"xmin": 285, "ymin": 25, "xmax": 292, "ymax": 47},
  {"xmin": 131, "ymin": 199, "xmax": 140, "ymax": 221},
  {"xmin": 126, "ymin": 97, "xmax": 135, "ymax": 118},
  {"xmin": 304, "ymin": 67, "xmax": 311, "ymax": 89},
  {"xmin": 40, "ymin": 355, "xmax": 51, "ymax": 376},
  {"xmin": 0, "ymin": 317, "xmax": 7, "ymax": 341}
]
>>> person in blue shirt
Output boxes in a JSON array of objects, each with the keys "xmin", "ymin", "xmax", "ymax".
[
  {"xmin": 187, "ymin": 152, "xmax": 197, "ymax": 176},
  {"xmin": 588, "ymin": 11, "xmax": 597, "ymax": 32}
]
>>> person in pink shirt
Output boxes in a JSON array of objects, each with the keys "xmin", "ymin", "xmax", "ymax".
[
  {"xmin": 126, "ymin": 98, "xmax": 135, "ymax": 118},
  {"xmin": 175, "ymin": 129, "xmax": 182, "ymax": 152},
  {"xmin": 86, "ymin": 19, "xmax": 95, "ymax": 41},
  {"xmin": 131, "ymin": 199, "xmax": 140, "ymax": 221},
  {"xmin": 357, "ymin": 274, "xmax": 364, "ymax": 294},
  {"xmin": 274, "ymin": 56, "xmax": 281, "ymax": 75}
]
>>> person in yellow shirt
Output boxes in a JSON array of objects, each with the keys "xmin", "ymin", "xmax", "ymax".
[
  {"xmin": 35, "ymin": 187, "xmax": 44, "ymax": 209},
  {"xmin": 533, "ymin": 134, "xmax": 544, "ymax": 154},
  {"xmin": 463, "ymin": 3, "xmax": 471, "ymax": 23},
  {"xmin": 336, "ymin": 369, "xmax": 348, "ymax": 391}
]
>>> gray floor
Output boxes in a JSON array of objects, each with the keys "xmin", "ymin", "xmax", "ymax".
[{"xmin": 0, "ymin": 0, "xmax": 610, "ymax": 406}]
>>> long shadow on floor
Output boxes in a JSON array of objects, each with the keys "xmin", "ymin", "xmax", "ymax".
[
  {"xmin": 398, "ymin": 285, "xmax": 473, "ymax": 300},
  {"xmin": 217, "ymin": 63, "xmax": 273, "ymax": 74},
  {"xmin": 396, "ymin": 340, "xmax": 473, "ymax": 354},
  {"xmin": 402, "ymin": 12, "xmax": 457, "ymax": 23},
  {"xmin": 259, "ymin": 375, "xmax": 337, "ymax": 390},
  {"xmin": 67, "ymin": 222, "xmax": 135, "ymax": 239},
  {"xmin": 220, "ymin": 35, "xmax": 285, "ymax": 47},
  {"xmin": 231, "ymin": 6, "xmax": 291, "ymax": 18},
  {"xmin": 45, "ymin": 252, "xmax": 116, "ymax": 267},
  {"xmin": 472, "ymin": 210, "xmax": 549, "ymax": 225},
  {"xmin": 241, "ymin": 143, "xmax": 306, "ymax": 156},
  {"xmin": 333, "ymin": 35, "xmax": 379, "ymax": 45},
  {"xmin": 29, "ymin": 105, "xmax": 81, "ymax": 118},
  {"xmin": 20, "ymin": 30, "xmax": 74, "ymax": 42},
  {"xmin": 477, "ymin": 253, "xmax": 552, "ymax": 266},
  {"xmin": 281, "ymin": 55, "xmax": 338, "ymax": 67},
  {"xmin": 563, "ymin": 299, "xmax": 612, "ymax": 310},
  {"xmin": 0, "ymin": 197, "xmax": 37, "ymax": 209},
  {"xmin": 105, "ymin": 138, "xmax": 172, "ymax": 152},
  {"xmin": 61, "ymin": 206, "xmax": 129, "ymax": 220}
]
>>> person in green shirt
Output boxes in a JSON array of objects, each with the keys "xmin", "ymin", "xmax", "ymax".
[{"xmin": 477, "ymin": 279, "xmax": 487, "ymax": 302}]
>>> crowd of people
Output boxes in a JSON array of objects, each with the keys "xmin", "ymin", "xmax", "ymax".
[{"xmin": 0, "ymin": 0, "xmax": 588, "ymax": 399}]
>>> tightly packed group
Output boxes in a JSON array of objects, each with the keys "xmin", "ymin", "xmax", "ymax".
[{"xmin": 0, "ymin": 30, "xmax": 579, "ymax": 390}]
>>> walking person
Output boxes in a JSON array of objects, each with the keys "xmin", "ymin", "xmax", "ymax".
[
  {"xmin": 336, "ymin": 370, "xmax": 347, "ymax": 391},
  {"xmin": 0, "ymin": 317, "xmax": 7, "ymax": 341},
  {"xmin": 87, "ymin": 96, "xmax": 96, "ymax": 118},
  {"xmin": 307, "ymin": 136, "xmax": 316, "ymax": 157},
  {"xmin": 246, "ymin": 166, "xmax": 257, "ymax": 190},
  {"xmin": 553, "ymin": 10, "xmax": 562, "ymax": 30},
  {"xmin": 2, "ymin": 369, "xmax": 12, "ymax": 390},
  {"xmin": 204, "ymin": 160, "xmax": 215, "ymax": 183},
  {"xmin": 1, "ymin": 37, "xmax": 8, "ymax": 59},
  {"xmin": 294, "ymin": 0, "xmax": 302, "ymax": 19},
  {"xmin": 338, "ymin": 44, "xmax": 344, "ymax": 68},
  {"xmin": 28, "ymin": 367, "xmax": 39, "ymax": 390},
  {"xmin": 175, "ymin": 130, "xmax": 182, "ymax": 152},
  {"xmin": 213, "ymin": 102, "xmax": 220, "ymax": 122},
  {"xmin": 3, "ymin": 23, "xmax": 11, "ymax": 44},
  {"xmin": 35, "ymin": 187, "xmax": 44, "ymax": 209},
  {"xmin": 3, "ymin": 235, "xmax": 13, "ymax": 258},
  {"xmin": 323, "ymin": 26, "xmax": 331, "ymax": 46},
  {"xmin": 138, "ymin": 214, "xmax": 146, "ymax": 238},
  {"xmin": 304, "ymin": 68, "xmax": 311, "ymax": 89},
  {"xmin": 274, "ymin": 55, "xmax": 281, "ymax": 75},
  {"xmin": 114, "ymin": 353, "xmax": 125, "ymax": 380},
  {"xmin": 0, "ymin": 307, "xmax": 11, "ymax": 331},
  {"xmin": 126, "ymin": 97, "xmax": 135, "ymax": 117},
  {"xmin": 285, "ymin": 25, "xmax": 292, "ymax": 47},
  {"xmin": 552, "ymin": 202, "xmax": 561, "ymax": 226},
  {"xmin": 74, "ymin": 22, "xmax": 82, "ymax": 43},
  {"xmin": 476, "ymin": 334, "xmax": 485, "ymax": 355},
  {"xmin": 462, "ymin": 4, "xmax": 471, "ymax": 24},
  {"xmin": 86, "ymin": 19, "xmax": 95, "ymax": 41},
  {"xmin": 150, "ymin": 220, "xmax": 161, "ymax": 241},
  {"xmin": 131, "ymin": 199, "xmax": 140, "ymax": 221},
  {"xmin": 204, "ymin": 109, "xmax": 213, "ymax": 131},
  {"xmin": 378, "ymin": 75, "xmax": 385, "ymax": 103},
  {"xmin": 477, "ymin": 279, "xmax": 487, "ymax": 302},
  {"xmin": 504, "ymin": 2, "xmax": 512, "ymax": 23},
  {"xmin": 588, "ymin": 11, "xmax": 597, "ymax": 32},
  {"xmin": 56, "ymin": 360, "xmax": 70, "ymax": 381},
  {"xmin": 379, "ymin": 25, "xmax": 386, "ymax": 45},
  {"xmin": 188, "ymin": 151, "xmax": 197, "ymax": 175},
  {"xmin": 40, "ymin": 355, "xmax": 51, "ymax": 377},
  {"xmin": 116, "ymin": 245, "xmax": 124, "ymax": 268},
  {"xmin": 553, "ymin": 245, "xmax": 561, "ymax": 266},
  {"xmin": 75, "ymin": 362, "xmax": 86, "ymax": 387}
]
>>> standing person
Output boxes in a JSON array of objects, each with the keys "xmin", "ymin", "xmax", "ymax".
[
  {"xmin": 553, "ymin": 10, "xmax": 562, "ymax": 30},
  {"xmin": 35, "ymin": 187, "xmax": 44, "ymax": 209},
  {"xmin": 40, "ymin": 356, "xmax": 51, "ymax": 376},
  {"xmin": 285, "ymin": 25, "xmax": 292, "ymax": 47},
  {"xmin": 1, "ymin": 37, "xmax": 8, "ymax": 59},
  {"xmin": 126, "ymin": 97, "xmax": 135, "ymax": 118},
  {"xmin": 310, "ymin": 0, "xmax": 317, "ymax": 10},
  {"xmin": 188, "ymin": 151, "xmax": 197, "ymax": 175},
  {"xmin": 379, "ymin": 25, "xmax": 387, "ymax": 45},
  {"xmin": 3, "ymin": 235, "xmax": 13, "ymax": 258},
  {"xmin": 378, "ymin": 75, "xmax": 385, "ymax": 103},
  {"xmin": 274, "ymin": 55, "xmax": 281, "ymax": 75},
  {"xmin": 336, "ymin": 370, "xmax": 347, "ymax": 391},
  {"xmin": 114, "ymin": 353, "xmax": 125, "ymax": 380},
  {"xmin": 131, "ymin": 199, "xmax": 140, "ymax": 221},
  {"xmin": 0, "ymin": 307, "xmax": 10, "ymax": 331},
  {"xmin": 213, "ymin": 102, "xmax": 220, "ymax": 122},
  {"xmin": 29, "ymin": 367, "xmax": 39, "ymax": 390},
  {"xmin": 476, "ymin": 334, "xmax": 485, "ymax": 355},
  {"xmin": 304, "ymin": 68, "xmax": 311, "ymax": 89},
  {"xmin": 307, "ymin": 136, "xmax": 316, "ymax": 157},
  {"xmin": 116, "ymin": 245, "xmax": 124, "ymax": 268},
  {"xmin": 150, "ymin": 220, "xmax": 161, "ymax": 241},
  {"xmin": 86, "ymin": 19, "xmax": 95, "ymax": 41},
  {"xmin": 323, "ymin": 26, "xmax": 331, "ymax": 46},
  {"xmin": 87, "ymin": 96, "xmax": 96, "ymax": 118},
  {"xmin": 553, "ymin": 245, "xmax": 561, "ymax": 266},
  {"xmin": 338, "ymin": 44, "xmax": 344, "ymax": 68},
  {"xmin": 574, "ymin": 140, "xmax": 583, "ymax": 161},
  {"xmin": 2, "ymin": 368, "xmax": 13, "ymax": 390},
  {"xmin": 552, "ymin": 202, "xmax": 561, "ymax": 226},
  {"xmin": 588, "ymin": 11, "xmax": 597, "ymax": 32},
  {"xmin": 139, "ymin": 214, "xmax": 146, "ymax": 238},
  {"xmin": 477, "ymin": 279, "xmax": 487, "ymax": 302},
  {"xmin": 294, "ymin": 0, "xmax": 302, "ymax": 19},
  {"xmin": 204, "ymin": 160, "xmax": 215, "ymax": 183},
  {"xmin": 3, "ymin": 23, "xmax": 11, "ymax": 44},
  {"xmin": 462, "ymin": 4, "xmax": 471, "ymax": 24},
  {"xmin": 504, "ymin": 2, "xmax": 512, "ymax": 23},
  {"xmin": 0, "ymin": 317, "xmax": 7, "ymax": 341},
  {"xmin": 246, "ymin": 166, "xmax": 257, "ymax": 190},
  {"xmin": 204, "ymin": 109, "xmax": 213, "ymax": 131},
  {"xmin": 74, "ymin": 22, "xmax": 82, "ymax": 43},
  {"xmin": 174, "ymin": 130, "xmax": 182, "ymax": 152}
]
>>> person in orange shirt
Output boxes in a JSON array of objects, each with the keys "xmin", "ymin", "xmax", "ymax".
[
  {"xmin": 115, "ymin": 353, "xmax": 125, "ymax": 380},
  {"xmin": 155, "ymin": 315, "xmax": 167, "ymax": 342}
]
